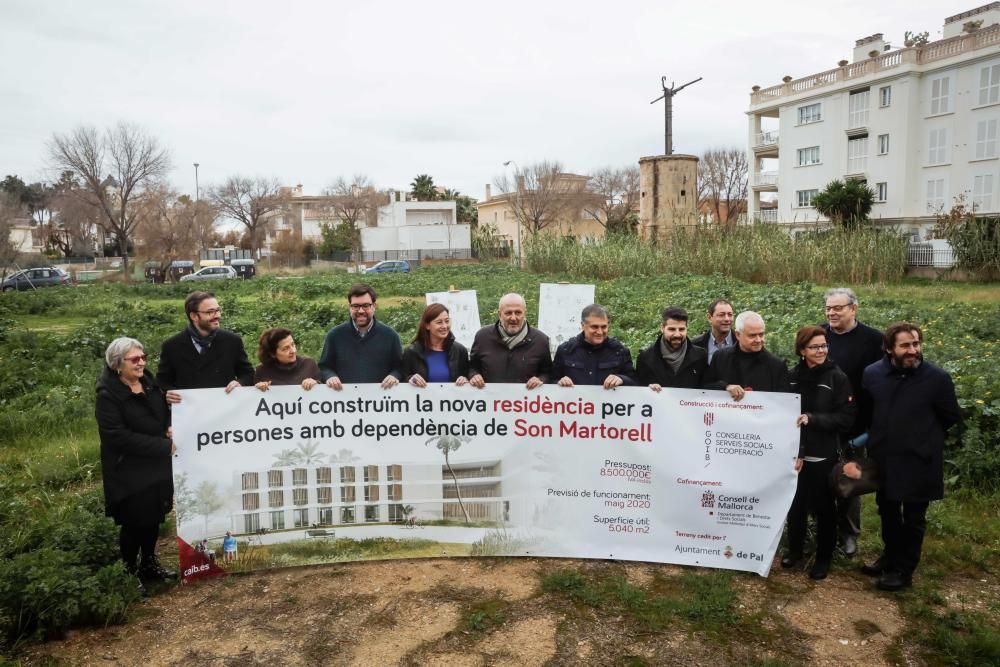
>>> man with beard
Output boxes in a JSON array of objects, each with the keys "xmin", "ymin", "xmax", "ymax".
[
  {"xmin": 704, "ymin": 311, "xmax": 790, "ymax": 398},
  {"xmin": 854, "ymin": 322, "xmax": 960, "ymax": 591},
  {"xmin": 821, "ymin": 287, "xmax": 884, "ymax": 557},
  {"xmin": 636, "ymin": 306, "xmax": 707, "ymax": 390},
  {"xmin": 469, "ymin": 293, "xmax": 552, "ymax": 388},
  {"xmin": 158, "ymin": 291, "xmax": 254, "ymax": 402},
  {"xmin": 319, "ymin": 283, "xmax": 402, "ymax": 389},
  {"xmin": 552, "ymin": 304, "xmax": 636, "ymax": 389},
  {"xmin": 691, "ymin": 299, "xmax": 735, "ymax": 364}
]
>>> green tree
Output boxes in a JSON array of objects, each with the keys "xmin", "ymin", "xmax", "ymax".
[
  {"xmin": 812, "ymin": 179, "xmax": 874, "ymax": 229},
  {"xmin": 318, "ymin": 219, "xmax": 359, "ymax": 253},
  {"xmin": 425, "ymin": 434, "xmax": 472, "ymax": 525},
  {"xmin": 410, "ymin": 174, "xmax": 438, "ymax": 201}
]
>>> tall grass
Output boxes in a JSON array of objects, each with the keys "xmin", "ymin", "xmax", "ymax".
[{"xmin": 524, "ymin": 225, "xmax": 907, "ymax": 283}]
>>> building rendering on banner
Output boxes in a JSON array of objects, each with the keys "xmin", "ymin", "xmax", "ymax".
[
  {"xmin": 747, "ymin": 3, "xmax": 1000, "ymax": 239},
  {"xmin": 231, "ymin": 459, "xmax": 506, "ymax": 534}
]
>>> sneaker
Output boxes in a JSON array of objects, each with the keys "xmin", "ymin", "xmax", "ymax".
[
  {"xmin": 139, "ymin": 555, "xmax": 177, "ymax": 581},
  {"xmin": 809, "ymin": 558, "xmax": 831, "ymax": 580},
  {"xmin": 841, "ymin": 535, "xmax": 858, "ymax": 557}
]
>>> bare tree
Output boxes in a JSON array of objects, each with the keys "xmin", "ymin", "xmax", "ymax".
[
  {"xmin": 209, "ymin": 176, "xmax": 283, "ymax": 252},
  {"xmin": 48, "ymin": 122, "xmax": 171, "ymax": 277},
  {"xmin": 493, "ymin": 161, "xmax": 587, "ymax": 237},
  {"xmin": 697, "ymin": 147, "xmax": 749, "ymax": 225},
  {"xmin": 0, "ymin": 192, "xmax": 24, "ymax": 276},
  {"xmin": 46, "ymin": 171, "xmax": 100, "ymax": 257},
  {"xmin": 322, "ymin": 175, "xmax": 387, "ymax": 229},
  {"xmin": 583, "ymin": 166, "xmax": 640, "ymax": 234},
  {"xmin": 135, "ymin": 188, "xmax": 218, "ymax": 270}
]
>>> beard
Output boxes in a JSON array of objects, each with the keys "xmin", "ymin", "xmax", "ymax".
[{"xmin": 892, "ymin": 351, "xmax": 923, "ymax": 368}]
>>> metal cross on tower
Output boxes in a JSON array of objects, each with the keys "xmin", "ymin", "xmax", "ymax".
[{"xmin": 650, "ymin": 76, "xmax": 702, "ymax": 155}]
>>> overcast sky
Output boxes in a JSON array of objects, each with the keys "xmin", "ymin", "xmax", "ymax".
[{"xmin": 0, "ymin": 0, "xmax": 966, "ymax": 201}]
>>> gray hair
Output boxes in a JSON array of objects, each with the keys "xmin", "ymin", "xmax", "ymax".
[
  {"xmin": 734, "ymin": 311, "xmax": 764, "ymax": 333},
  {"xmin": 498, "ymin": 293, "xmax": 526, "ymax": 311},
  {"xmin": 105, "ymin": 337, "xmax": 144, "ymax": 370},
  {"xmin": 824, "ymin": 287, "xmax": 858, "ymax": 305},
  {"xmin": 581, "ymin": 303, "xmax": 609, "ymax": 322}
]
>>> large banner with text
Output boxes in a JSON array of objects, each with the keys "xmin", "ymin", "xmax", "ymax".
[{"xmin": 173, "ymin": 384, "xmax": 800, "ymax": 582}]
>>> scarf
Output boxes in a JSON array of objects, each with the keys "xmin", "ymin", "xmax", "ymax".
[
  {"xmin": 497, "ymin": 321, "xmax": 529, "ymax": 350},
  {"xmin": 659, "ymin": 337, "xmax": 687, "ymax": 374},
  {"xmin": 187, "ymin": 322, "xmax": 217, "ymax": 353}
]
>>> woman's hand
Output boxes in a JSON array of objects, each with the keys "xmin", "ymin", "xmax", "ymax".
[
  {"xmin": 302, "ymin": 378, "xmax": 318, "ymax": 390},
  {"xmin": 796, "ymin": 414, "xmax": 809, "ymax": 427},
  {"xmin": 409, "ymin": 374, "xmax": 427, "ymax": 388},
  {"xmin": 165, "ymin": 390, "xmax": 182, "ymax": 405},
  {"xmin": 843, "ymin": 462, "xmax": 862, "ymax": 480},
  {"xmin": 455, "ymin": 376, "xmax": 468, "ymax": 386},
  {"xmin": 794, "ymin": 458, "xmax": 803, "ymax": 472},
  {"xmin": 171, "ymin": 440, "xmax": 177, "ymax": 456},
  {"xmin": 255, "ymin": 381, "xmax": 272, "ymax": 392}
]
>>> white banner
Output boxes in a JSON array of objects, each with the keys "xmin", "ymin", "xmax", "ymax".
[
  {"xmin": 538, "ymin": 282, "xmax": 595, "ymax": 357},
  {"xmin": 172, "ymin": 385, "xmax": 799, "ymax": 582},
  {"xmin": 425, "ymin": 290, "xmax": 480, "ymax": 350}
]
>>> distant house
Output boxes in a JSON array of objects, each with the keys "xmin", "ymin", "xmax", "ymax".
[{"xmin": 361, "ymin": 193, "xmax": 469, "ymax": 258}]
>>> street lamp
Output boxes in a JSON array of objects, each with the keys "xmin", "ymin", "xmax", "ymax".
[
  {"xmin": 193, "ymin": 163, "xmax": 200, "ymax": 202},
  {"xmin": 503, "ymin": 160, "xmax": 521, "ymax": 265}
]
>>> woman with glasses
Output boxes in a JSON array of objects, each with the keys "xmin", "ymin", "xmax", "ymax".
[
  {"xmin": 96, "ymin": 337, "xmax": 176, "ymax": 594},
  {"xmin": 401, "ymin": 303, "xmax": 470, "ymax": 387},
  {"xmin": 782, "ymin": 326, "xmax": 856, "ymax": 580},
  {"xmin": 254, "ymin": 327, "xmax": 322, "ymax": 391}
]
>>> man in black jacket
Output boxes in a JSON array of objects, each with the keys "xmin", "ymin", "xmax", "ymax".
[
  {"xmin": 690, "ymin": 299, "xmax": 735, "ymax": 364},
  {"xmin": 855, "ymin": 322, "xmax": 960, "ymax": 591},
  {"xmin": 469, "ymin": 293, "xmax": 552, "ymax": 389},
  {"xmin": 553, "ymin": 304, "xmax": 636, "ymax": 388},
  {"xmin": 636, "ymin": 306, "xmax": 707, "ymax": 390},
  {"xmin": 157, "ymin": 291, "xmax": 254, "ymax": 404},
  {"xmin": 704, "ymin": 311, "xmax": 790, "ymax": 398},
  {"xmin": 822, "ymin": 287, "xmax": 884, "ymax": 557}
]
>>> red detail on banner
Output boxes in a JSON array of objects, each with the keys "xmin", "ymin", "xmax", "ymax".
[
  {"xmin": 703, "ymin": 412, "xmax": 714, "ymax": 426},
  {"xmin": 177, "ymin": 537, "xmax": 226, "ymax": 584}
]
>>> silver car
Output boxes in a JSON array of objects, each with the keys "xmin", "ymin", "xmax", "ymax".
[
  {"xmin": 2, "ymin": 266, "xmax": 71, "ymax": 292},
  {"xmin": 179, "ymin": 266, "xmax": 238, "ymax": 282}
]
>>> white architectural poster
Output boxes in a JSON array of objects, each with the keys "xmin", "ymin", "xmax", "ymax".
[
  {"xmin": 426, "ymin": 290, "xmax": 480, "ymax": 350},
  {"xmin": 173, "ymin": 384, "xmax": 800, "ymax": 584},
  {"xmin": 538, "ymin": 283, "xmax": 596, "ymax": 356}
]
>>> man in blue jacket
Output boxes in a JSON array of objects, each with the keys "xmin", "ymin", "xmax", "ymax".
[
  {"xmin": 553, "ymin": 304, "xmax": 636, "ymax": 389},
  {"xmin": 319, "ymin": 283, "xmax": 402, "ymax": 390},
  {"xmin": 854, "ymin": 322, "xmax": 960, "ymax": 591}
]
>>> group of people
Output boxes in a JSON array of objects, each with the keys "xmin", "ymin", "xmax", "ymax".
[{"xmin": 96, "ymin": 284, "xmax": 959, "ymax": 593}]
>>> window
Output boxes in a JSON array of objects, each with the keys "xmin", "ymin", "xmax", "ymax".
[
  {"xmin": 293, "ymin": 509, "xmax": 309, "ymax": 528},
  {"xmin": 292, "ymin": 468, "xmax": 307, "ymax": 486},
  {"xmin": 879, "ymin": 85, "xmax": 892, "ymax": 107},
  {"xmin": 340, "ymin": 466, "xmax": 356, "ymax": 483},
  {"xmin": 980, "ymin": 64, "xmax": 1000, "ymax": 106},
  {"xmin": 876, "ymin": 182, "xmax": 888, "ymax": 202},
  {"xmin": 270, "ymin": 511, "xmax": 285, "ymax": 530},
  {"xmin": 847, "ymin": 136, "xmax": 868, "ymax": 173},
  {"xmin": 244, "ymin": 513, "xmax": 260, "ymax": 533},
  {"xmin": 387, "ymin": 464, "xmax": 402, "ymax": 482},
  {"xmin": 796, "ymin": 189, "xmax": 819, "ymax": 207},
  {"xmin": 928, "ymin": 128, "xmax": 949, "ymax": 165},
  {"xmin": 317, "ymin": 487, "xmax": 332, "ymax": 504},
  {"xmin": 365, "ymin": 505, "xmax": 380, "ymax": 523},
  {"xmin": 316, "ymin": 467, "xmax": 332, "ymax": 484},
  {"xmin": 242, "ymin": 493, "xmax": 260, "ymax": 511},
  {"xmin": 317, "ymin": 507, "xmax": 333, "ymax": 525},
  {"xmin": 926, "ymin": 179, "xmax": 946, "ymax": 213},
  {"xmin": 389, "ymin": 504, "xmax": 405, "ymax": 523},
  {"xmin": 341, "ymin": 506, "xmax": 355, "ymax": 523},
  {"xmin": 877, "ymin": 134, "xmax": 890, "ymax": 155},
  {"xmin": 365, "ymin": 485, "xmax": 380, "ymax": 502},
  {"xmin": 973, "ymin": 174, "xmax": 994, "ymax": 210},
  {"xmin": 797, "ymin": 146, "xmax": 821, "ymax": 166},
  {"xmin": 976, "ymin": 119, "xmax": 998, "ymax": 159},
  {"xmin": 930, "ymin": 76, "xmax": 951, "ymax": 115},
  {"xmin": 268, "ymin": 490, "xmax": 284, "ymax": 508},
  {"xmin": 798, "ymin": 103, "xmax": 822, "ymax": 124},
  {"xmin": 268, "ymin": 470, "xmax": 283, "ymax": 487},
  {"xmin": 241, "ymin": 472, "xmax": 258, "ymax": 490},
  {"xmin": 364, "ymin": 465, "xmax": 379, "ymax": 483},
  {"xmin": 388, "ymin": 484, "xmax": 403, "ymax": 501},
  {"xmin": 848, "ymin": 89, "xmax": 870, "ymax": 128},
  {"xmin": 341, "ymin": 486, "xmax": 356, "ymax": 503},
  {"xmin": 293, "ymin": 488, "xmax": 308, "ymax": 506}
]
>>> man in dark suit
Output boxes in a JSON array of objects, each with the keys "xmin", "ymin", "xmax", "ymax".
[
  {"xmin": 636, "ymin": 306, "xmax": 707, "ymax": 390},
  {"xmin": 157, "ymin": 291, "xmax": 254, "ymax": 404},
  {"xmin": 704, "ymin": 311, "xmax": 790, "ymax": 397},
  {"xmin": 691, "ymin": 299, "xmax": 735, "ymax": 364}
]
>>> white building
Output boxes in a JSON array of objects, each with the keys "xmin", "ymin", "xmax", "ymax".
[
  {"xmin": 361, "ymin": 194, "xmax": 470, "ymax": 258},
  {"xmin": 747, "ymin": 3, "xmax": 1000, "ymax": 238}
]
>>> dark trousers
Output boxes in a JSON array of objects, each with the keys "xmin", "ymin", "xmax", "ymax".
[
  {"xmin": 876, "ymin": 492, "xmax": 929, "ymax": 577},
  {"xmin": 836, "ymin": 494, "xmax": 861, "ymax": 538},
  {"xmin": 120, "ymin": 522, "xmax": 160, "ymax": 571},
  {"xmin": 786, "ymin": 458, "xmax": 837, "ymax": 560}
]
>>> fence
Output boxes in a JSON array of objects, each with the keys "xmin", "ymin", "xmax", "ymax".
[
  {"xmin": 907, "ymin": 243, "xmax": 955, "ymax": 268},
  {"xmin": 316, "ymin": 248, "xmax": 476, "ymax": 263}
]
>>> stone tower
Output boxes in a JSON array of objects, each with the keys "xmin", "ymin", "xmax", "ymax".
[{"xmin": 638, "ymin": 154, "xmax": 699, "ymax": 242}]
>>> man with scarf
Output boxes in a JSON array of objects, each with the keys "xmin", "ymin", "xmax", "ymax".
[
  {"xmin": 469, "ymin": 293, "xmax": 552, "ymax": 389},
  {"xmin": 552, "ymin": 304, "xmax": 636, "ymax": 389},
  {"xmin": 158, "ymin": 291, "xmax": 254, "ymax": 404},
  {"xmin": 705, "ymin": 310, "xmax": 790, "ymax": 398},
  {"xmin": 636, "ymin": 306, "xmax": 707, "ymax": 390}
]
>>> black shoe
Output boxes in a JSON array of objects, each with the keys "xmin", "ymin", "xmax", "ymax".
[
  {"xmin": 876, "ymin": 570, "xmax": 912, "ymax": 591},
  {"xmin": 841, "ymin": 535, "xmax": 858, "ymax": 557},
  {"xmin": 860, "ymin": 556, "xmax": 887, "ymax": 577},
  {"xmin": 809, "ymin": 558, "xmax": 831, "ymax": 580},
  {"xmin": 781, "ymin": 552, "xmax": 803, "ymax": 569},
  {"xmin": 139, "ymin": 555, "xmax": 177, "ymax": 581}
]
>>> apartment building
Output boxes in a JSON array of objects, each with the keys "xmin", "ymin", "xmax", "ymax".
[{"xmin": 747, "ymin": 3, "xmax": 1000, "ymax": 238}]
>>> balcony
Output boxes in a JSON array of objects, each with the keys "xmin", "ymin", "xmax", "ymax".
[
  {"xmin": 753, "ymin": 131, "xmax": 780, "ymax": 157},
  {"xmin": 752, "ymin": 171, "xmax": 778, "ymax": 192},
  {"xmin": 756, "ymin": 208, "xmax": 779, "ymax": 223}
]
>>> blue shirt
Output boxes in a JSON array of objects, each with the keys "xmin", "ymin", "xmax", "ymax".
[
  {"xmin": 707, "ymin": 331, "xmax": 735, "ymax": 364},
  {"xmin": 425, "ymin": 350, "xmax": 451, "ymax": 382}
]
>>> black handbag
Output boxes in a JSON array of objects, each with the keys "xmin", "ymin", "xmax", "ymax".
[{"xmin": 829, "ymin": 458, "xmax": 880, "ymax": 498}]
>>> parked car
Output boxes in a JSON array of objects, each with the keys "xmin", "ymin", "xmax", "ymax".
[
  {"xmin": 364, "ymin": 260, "xmax": 410, "ymax": 274},
  {"xmin": 179, "ymin": 266, "xmax": 238, "ymax": 282},
  {"xmin": 2, "ymin": 266, "xmax": 71, "ymax": 292}
]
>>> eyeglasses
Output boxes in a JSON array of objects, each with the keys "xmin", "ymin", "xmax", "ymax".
[
  {"xmin": 825, "ymin": 305, "xmax": 851, "ymax": 313},
  {"xmin": 124, "ymin": 354, "xmax": 148, "ymax": 364},
  {"xmin": 349, "ymin": 303, "xmax": 374, "ymax": 311},
  {"xmin": 198, "ymin": 308, "xmax": 222, "ymax": 316},
  {"xmin": 805, "ymin": 344, "xmax": 828, "ymax": 351}
]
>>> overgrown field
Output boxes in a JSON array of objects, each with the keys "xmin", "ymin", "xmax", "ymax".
[{"xmin": 1, "ymin": 264, "xmax": 998, "ymax": 662}]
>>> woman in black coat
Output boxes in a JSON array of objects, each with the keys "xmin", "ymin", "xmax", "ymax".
[
  {"xmin": 783, "ymin": 326, "xmax": 856, "ymax": 580},
  {"xmin": 96, "ymin": 337, "xmax": 176, "ymax": 590},
  {"xmin": 401, "ymin": 303, "xmax": 470, "ymax": 387}
]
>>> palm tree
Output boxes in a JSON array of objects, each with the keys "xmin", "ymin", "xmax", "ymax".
[
  {"xmin": 271, "ymin": 448, "xmax": 301, "ymax": 468},
  {"xmin": 295, "ymin": 441, "xmax": 325, "ymax": 465},
  {"xmin": 410, "ymin": 174, "xmax": 438, "ymax": 202},
  {"xmin": 425, "ymin": 434, "xmax": 472, "ymax": 525},
  {"xmin": 329, "ymin": 448, "xmax": 361, "ymax": 464},
  {"xmin": 812, "ymin": 179, "xmax": 875, "ymax": 230}
]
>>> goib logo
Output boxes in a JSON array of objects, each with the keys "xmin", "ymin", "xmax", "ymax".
[{"xmin": 703, "ymin": 412, "xmax": 714, "ymax": 427}]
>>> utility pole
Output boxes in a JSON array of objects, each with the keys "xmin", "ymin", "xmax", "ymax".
[{"xmin": 650, "ymin": 76, "xmax": 702, "ymax": 155}]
